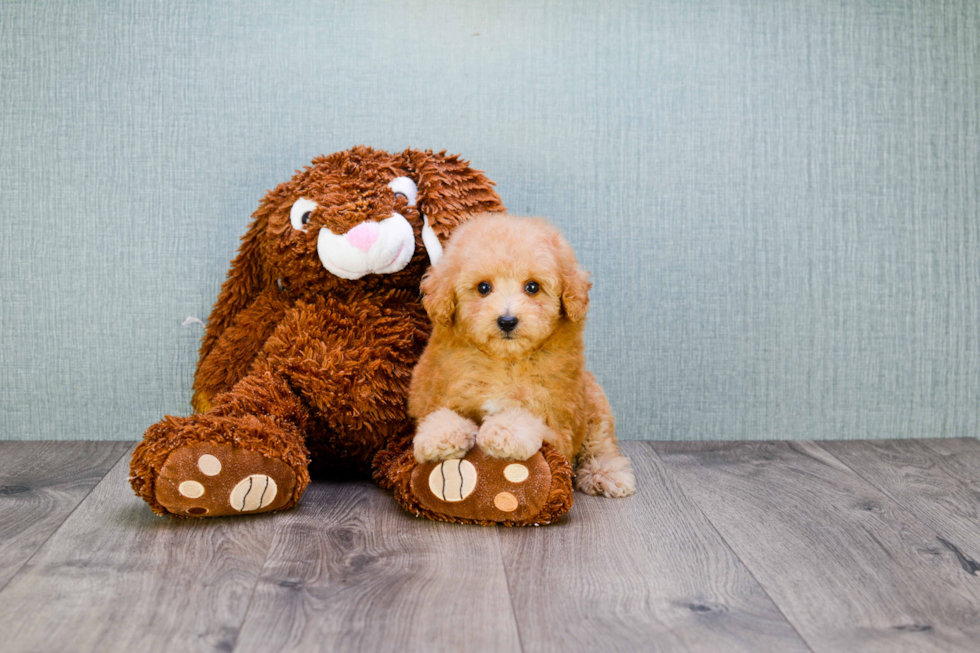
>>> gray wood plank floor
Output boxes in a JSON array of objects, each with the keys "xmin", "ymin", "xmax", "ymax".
[
  {"xmin": 821, "ymin": 438, "xmax": 980, "ymax": 574},
  {"xmin": 234, "ymin": 478, "xmax": 521, "ymax": 652},
  {"xmin": 652, "ymin": 440, "xmax": 980, "ymax": 653},
  {"xmin": 1, "ymin": 439, "xmax": 978, "ymax": 652},
  {"xmin": 0, "ymin": 441, "xmax": 131, "ymax": 591},
  {"xmin": 497, "ymin": 445, "xmax": 809, "ymax": 653}
]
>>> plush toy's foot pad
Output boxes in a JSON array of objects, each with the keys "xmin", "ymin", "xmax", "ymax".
[
  {"xmin": 155, "ymin": 443, "xmax": 298, "ymax": 517},
  {"xmin": 394, "ymin": 444, "xmax": 573, "ymax": 526}
]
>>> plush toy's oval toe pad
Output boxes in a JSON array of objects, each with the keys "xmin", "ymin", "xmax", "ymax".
[
  {"xmin": 155, "ymin": 443, "xmax": 297, "ymax": 517},
  {"xmin": 407, "ymin": 447, "xmax": 564, "ymax": 524}
]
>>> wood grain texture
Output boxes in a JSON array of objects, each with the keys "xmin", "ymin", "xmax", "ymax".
[
  {"xmin": 916, "ymin": 438, "xmax": 980, "ymax": 493},
  {"xmin": 821, "ymin": 438, "xmax": 980, "ymax": 575},
  {"xmin": 232, "ymin": 477, "xmax": 521, "ymax": 653},
  {"xmin": 0, "ymin": 441, "xmax": 130, "ymax": 591},
  {"xmin": 498, "ymin": 442, "xmax": 810, "ymax": 653},
  {"xmin": 7, "ymin": 440, "xmax": 980, "ymax": 652},
  {"xmin": 653, "ymin": 440, "xmax": 980, "ymax": 653},
  {"xmin": 0, "ymin": 450, "xmax": 278, "ymax": 653}
]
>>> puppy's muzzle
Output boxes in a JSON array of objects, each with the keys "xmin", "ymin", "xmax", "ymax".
[{"xmin": 497, "ymin": 315, "xmax": 519, "ymax": 334}]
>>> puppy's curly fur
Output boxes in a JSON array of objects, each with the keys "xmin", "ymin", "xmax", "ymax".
[{"xmin": 409, "ymin": 214, "xmax": 636, "ymax": 498}]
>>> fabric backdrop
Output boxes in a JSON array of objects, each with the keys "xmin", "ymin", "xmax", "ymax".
[{"xmin": 2, "ymin": 0, "xmax": 978, "ymax": 441}]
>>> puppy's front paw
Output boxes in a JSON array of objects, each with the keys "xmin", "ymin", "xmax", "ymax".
[
  {"xmin": 414, "ymin": 408, "xmax": 479, "ymax": 463},
  {"xmin": 575, "ymin": 454, "xmax": 636, "ymax": 498},
  {"xmin": 477, "ymin": 409, "xmax": 548, "ymax": 461}
]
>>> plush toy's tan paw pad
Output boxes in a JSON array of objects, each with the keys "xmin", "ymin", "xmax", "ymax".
[
  {"xmin": 427, "ymin": 459, "xmax": 478, "ymax": 501},
  {"xmin": 408, "ymin": 447, "xmax": 561, "ymax": 524},
  {"xmin": 155, "ymin": 443, "xmax": 297, "ymax": 517}
]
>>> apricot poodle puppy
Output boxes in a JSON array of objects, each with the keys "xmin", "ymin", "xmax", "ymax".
[{"xmin": 408, "ymin": 214, "xmax": 636, "ymax": 498}]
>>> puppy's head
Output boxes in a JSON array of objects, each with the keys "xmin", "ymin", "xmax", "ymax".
[{"xmin": 421, "ymin": 214, "xmax": 591, "ymax": 357}]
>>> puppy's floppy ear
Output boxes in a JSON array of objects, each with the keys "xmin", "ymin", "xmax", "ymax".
[
  {"xmin": 395, "ymin": 149, "xmax": 505, "ymax": 245},
  {"xmin": 554, "ymin": 232, "xmax": 592, "ymax": 322},
  {"xmin": 420, "ymin": 260, "xmax": 456, "ymax": 326}
]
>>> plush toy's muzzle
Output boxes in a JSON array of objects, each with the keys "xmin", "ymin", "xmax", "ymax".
[
  {"xmin": 303, "ymin": 175, "xmax": 444, "ymax": 280},
  {"xmin": 317, "ymin": 213, "xmax": 417, "ymax": 280}
]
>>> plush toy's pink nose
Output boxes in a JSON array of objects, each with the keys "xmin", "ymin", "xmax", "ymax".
[{"xmin": 346, "ymin": 222, "xmax": 380, "ymax": 253}]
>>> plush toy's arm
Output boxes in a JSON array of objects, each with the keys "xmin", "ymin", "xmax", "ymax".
[
  {"xmin": 252, "ymin": 295, "xmax": 430, "ymax": 433},
  {"xmin": 192, "ymin": 287, "xmax": 290, "ymax": 413}
]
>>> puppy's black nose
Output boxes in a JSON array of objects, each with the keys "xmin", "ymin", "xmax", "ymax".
[{"xmin": 497, "ymin": 315, "xmax": 519, "ymax": 333}]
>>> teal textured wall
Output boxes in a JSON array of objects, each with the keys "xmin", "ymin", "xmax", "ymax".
[{"xmin": 2, "ymin": 0, "xmax": 979, "ymax": 441}]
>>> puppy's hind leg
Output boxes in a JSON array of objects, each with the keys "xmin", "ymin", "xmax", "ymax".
[{"xmin": 574, "ymin": 375, "xmax": 636, "ymax": 498}]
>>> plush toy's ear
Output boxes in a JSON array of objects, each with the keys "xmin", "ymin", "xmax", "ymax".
[
  {"xmin": 554, "ymin": 232, "xmax": 592, "ymax": 322},
  {"xmin": 197, "ymin": 199, "xmax": 273, "ymax": 364},
  {"xmin": 395, "ymin": 149, "xmax": 505, "ymax": 244},
  {"xmin": 420, "ymin": 260, "xmax": 456, "ymax": 327}
]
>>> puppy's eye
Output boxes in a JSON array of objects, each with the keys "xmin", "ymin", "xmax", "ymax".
[
  {"xmin": 477, "ymin": 281, "xmax": 492, "ymax": 296},
  {"xmin": 290, "ymin": 198, "xmax": 318, "ymax": 232},
  {"xmin": 524, "ymin": 281, "xmax": 540, "ymax": 295}
]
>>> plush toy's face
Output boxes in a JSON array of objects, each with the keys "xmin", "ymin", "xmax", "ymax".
[
  {"xmin": 289, "ymin": 175, "xmax": 440, "ymax": 280},
  {"xmin": 266, "ymin": 150, "xmax": 448, "ymax": 293}
]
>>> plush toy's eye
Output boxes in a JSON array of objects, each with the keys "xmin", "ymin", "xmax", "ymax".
[
  {"xmin": 524, "ymin": 281, "xmax": 540, "ymax": 295},
  {"xmin": 290, "ymin": 198, "xmax": 318, "ymax": 232},
  {"xmin": 478, "ymin": 281, "xmax": 492, "ymax": 296},
  {"xmin": 394, "ymin": 192, "xmax": 407, "ymax": 202},
  {"xmin": 387, "ymin": 177, "xmax": 418, "ymax": 207}
]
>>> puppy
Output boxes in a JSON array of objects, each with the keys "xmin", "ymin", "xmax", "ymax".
[{"xmin": 408, "ymin": 214, "xmax": 636, "ymax": 498}]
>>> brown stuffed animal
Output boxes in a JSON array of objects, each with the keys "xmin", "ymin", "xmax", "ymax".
[{"xmin": 130, "ymin": 146, "xmax": 573, "ymax": 523}]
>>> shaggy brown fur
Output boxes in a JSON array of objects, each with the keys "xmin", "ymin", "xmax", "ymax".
[
  {"xmin": 408, "ymin": 214, "xmax": 637, "ymax": 500},
  {"xmin": 130, "ymin": 147, "xmax": 504, "ymax": 517}
]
